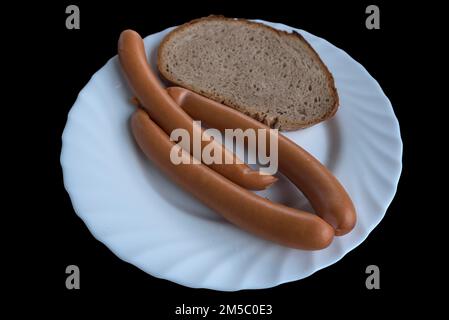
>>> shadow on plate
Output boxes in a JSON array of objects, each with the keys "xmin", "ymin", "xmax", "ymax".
[{"xmin": 323, "ymin": 115, "xmax": 342, "ymax": 173}]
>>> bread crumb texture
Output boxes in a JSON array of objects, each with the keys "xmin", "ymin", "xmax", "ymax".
[{"xmin": 158, "ymin": 16, "xmax": 339, "ymax": 130}]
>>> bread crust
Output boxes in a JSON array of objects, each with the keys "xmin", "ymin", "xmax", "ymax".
[{"xmin": 157, "ymin": 15, "xmax": 339, "ymax": 131}]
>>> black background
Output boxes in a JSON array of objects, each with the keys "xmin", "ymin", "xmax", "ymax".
[{"xmin": 15, "ymin": 0, "xmax": 436, "ymax": 316}]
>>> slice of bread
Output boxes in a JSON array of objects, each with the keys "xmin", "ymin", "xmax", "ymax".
[{"xmin": 158, "ymin": 16, "xmax": 339, "ymax": 131}]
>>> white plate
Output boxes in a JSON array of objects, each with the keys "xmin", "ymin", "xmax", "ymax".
[{"xmin": 61, "ymin": 20, "xmax": 402, "ymax": 291}]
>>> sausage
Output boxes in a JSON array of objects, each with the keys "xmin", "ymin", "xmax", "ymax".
[
  {"xmin": 118, "ymin": 29, "xmax": 276, "ymax": 190},
  {"xmin": 131, "ymin": 108, "xmax": 334, "ymax": 250},
  {"xmin": 167, "ymin": 87, "xmax": 356, "ymax": 236}
]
